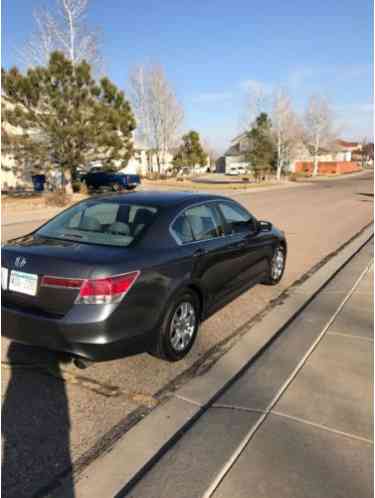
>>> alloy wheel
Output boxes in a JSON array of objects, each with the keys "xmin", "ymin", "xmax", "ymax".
[
  {"xmin": 170, "ymin": 301, "xmax": 196, "ymax": 352},
  {"xmin": 271, "ymin": 247, "xmax": 284, "ymax": 281}
]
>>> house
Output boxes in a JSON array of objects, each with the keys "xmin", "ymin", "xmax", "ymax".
[
  {"xmin": 335, "ymin": 140, "xmax": 362, "ymax": 154},
  {"xmin": 290, "ymin": 139, "xmax": 363, "ymax": 175},
  {"xmin": 1, "ymin": 102, "xmax": 35, "ymax": 190},
  {"xmin": 361, "ymin": 142, "xmax": 374, "ymax": 167},
  {"xmin": 123, "ymin": 136, "xmax": 176, "ymax": 175},
  {"xmin": 1, "ymin": 109, "xmax": 177, "ymax": 190},
  {"xmin": 125, "ymin": 134, "xmax": 212, "ymax": 176},
  {"xmin": 216, "ymin": 132, "xmax": 250, "ymax": 173}
]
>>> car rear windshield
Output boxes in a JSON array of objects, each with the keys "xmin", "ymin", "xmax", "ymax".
[{"xmin": 36, "ymin": 201, "xmax": 158, "ymax": 247}]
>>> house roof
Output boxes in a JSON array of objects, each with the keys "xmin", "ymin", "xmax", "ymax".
[
  {"xmin": 230, "ymin": 132, "xmax": 248, "ymax": 145},
  {"xmin": 224, "ymin": 143, "xmax": 242, "ymax": 157},
  {"xmin": 336, "ymin": 139, "xmax": 360, "ymax": 149}
]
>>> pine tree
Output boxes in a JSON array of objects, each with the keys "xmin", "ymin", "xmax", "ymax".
[
  {"xmin": 172, "ymin": 130, "xmax": 207, "ymax": 172},
  {"xmin": 2, "ymin": 51, "xmax": 136, "ymax": 191},
  {"xmin": 246, "ymin": 113, "xmax": 276, "ymax": 180}
]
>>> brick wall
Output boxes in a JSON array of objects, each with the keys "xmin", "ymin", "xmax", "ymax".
[{"xmin": 294, "ymin": 161, "xmax": 362, "ymax": 175}]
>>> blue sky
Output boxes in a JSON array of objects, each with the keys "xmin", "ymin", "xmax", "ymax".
[{"xmin": 2, "ymin": 0, "xmax": 373, "ymax": 151}]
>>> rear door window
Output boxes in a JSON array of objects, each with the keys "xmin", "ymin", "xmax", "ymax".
[
  {"xmin": 184, "ymin": 204, "xmax": 222, "ymax": 241},
  {"xmin": 171, "ymin": 213, "xmax": 194, "ymax": 244}
]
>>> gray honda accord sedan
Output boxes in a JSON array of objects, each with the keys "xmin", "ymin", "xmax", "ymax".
[{"xmin": 1, "ymin": 191, "xmax": 287, "ymax": 362}]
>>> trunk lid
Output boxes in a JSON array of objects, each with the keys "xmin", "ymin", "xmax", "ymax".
[{"xmin": 2, "ymin": 235, "xmax": 133, "ymax": 316}]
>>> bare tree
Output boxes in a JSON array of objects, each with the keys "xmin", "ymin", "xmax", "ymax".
[
  {"xmin": 18, "ymin": 0, "xmax": 102, "ymax": 70},
  {"xmin": 359, "ymin": 137, "xmax": 373, "ymax": 168},
  {"xmin": 272, "ymin": 88, "xmax": 301, "ymax": 180},
  {"xmin": 304, "ymin": 95, "xmax": 335, "ymax": 176},
  {"xmin": 239, "ymin": 80, "xmax": 270, "ymax": 132},
  {"xmin": 201, "ymin": 137, "xmax": 219, "ymax": 171},
  {"xmin": 129, "ymin": 64, "xmax": 184, "ymax": 174}
]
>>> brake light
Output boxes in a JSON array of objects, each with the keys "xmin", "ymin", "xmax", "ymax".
[
  {"xmin": 41, "ymin": 276, "xmax": 83, "ymax": 288},
  {"xmin": 76, "ymin": 271, "xmax": 140, "ymax": 304},
  {"xmin": 41, "ymin": 271, "xmax": 140, "ymax": 304}
]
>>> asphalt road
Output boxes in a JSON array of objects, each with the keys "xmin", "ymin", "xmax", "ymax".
[{"xmin": 1, "ymin": 172, "xmax": 373, "ymax": 498}]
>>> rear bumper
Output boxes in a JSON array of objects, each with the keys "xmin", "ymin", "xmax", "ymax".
[{"xmin": 1, "ymin": 304, "xmax": 155, "ymax": 361}]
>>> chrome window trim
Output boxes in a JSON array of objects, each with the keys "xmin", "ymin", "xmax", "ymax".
[{"xmin": 169, "ymin": 199, "xmax": 255, "ymax": 247}]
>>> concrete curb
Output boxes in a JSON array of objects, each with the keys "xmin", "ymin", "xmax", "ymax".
[{"xmin": 55, "ymin": 225, "xmax": 373, "ymax": 498}]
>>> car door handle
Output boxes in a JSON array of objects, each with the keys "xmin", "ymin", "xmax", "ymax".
[
  {"xmin": 193, "ymin": 248, "xmax": 206, "ymax": 258},
  {"xmin": 237, "ymin": 240, "xmax": 247, "ymax": 248}
]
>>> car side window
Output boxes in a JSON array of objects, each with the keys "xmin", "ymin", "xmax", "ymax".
[
  {"xmin": 218, "ymin": 201, "xmax": 255, "ymax": 235},
  {"xmin": 171, "ymin": 213, "xmax": 194, "ymax": 244},
  {"xmin": 185, "ymin": 204, "xmax": 220, "ymax": 241}
]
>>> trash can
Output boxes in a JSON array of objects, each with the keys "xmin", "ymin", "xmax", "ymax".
[{"xmin": 31, "ymin": 174, "xmax": 46, "ymax": 192}]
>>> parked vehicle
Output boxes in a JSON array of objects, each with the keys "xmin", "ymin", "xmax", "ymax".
[
  {"xmin": 176, "ymin": 167, "xmax": 193, "ymax": 178},
  {"xmin": 82, "ymin": 168, "xmax": 141, "ymax": 192},
  {"xmin": 1, "ymin": 192, "xmax": 287, "ymax": 363},
  {"xmin": 226, "ymin": 165, "xmax": 241, "ymax": 176},
  {"xmin": 176, "ymin": 165, "xmax": 212, "ymax": 178},
  {"xmin": 226, "ymin": 164, "xmax": 248, "ymax": 176}
]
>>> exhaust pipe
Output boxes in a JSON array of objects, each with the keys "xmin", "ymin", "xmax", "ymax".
[{"xmin": 73, "ymin": 357, "xmax": 93, "ymax": 369}]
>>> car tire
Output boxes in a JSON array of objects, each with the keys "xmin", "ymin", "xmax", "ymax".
[
  {"xmin": 111, "ymin": 183, "xmax": 123, "ymax": 192},
  {"xmin": 151, "ymin": 289, "xmax": 200, "ymax": 362},
  {"xmin": 262, "ymin": 244, "xmax": 286, "ymax": 285}
]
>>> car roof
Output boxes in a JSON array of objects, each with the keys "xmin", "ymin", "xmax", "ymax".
[{"xmin": 88, "ymin": 190, "xmax": 227, "ymax": 208}]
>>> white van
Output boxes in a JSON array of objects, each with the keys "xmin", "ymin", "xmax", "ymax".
[
  {"xmin": 226, "ymin": 164, "xmax": 247, "ymax": 176},
  {"xmin": 226, "ymin": 165, "xmax": 240, "ymax": 176}
]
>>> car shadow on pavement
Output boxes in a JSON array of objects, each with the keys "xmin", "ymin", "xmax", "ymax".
[{"xmin": 2, "ymin": 342, "xmax": 75, "ymax": 498}]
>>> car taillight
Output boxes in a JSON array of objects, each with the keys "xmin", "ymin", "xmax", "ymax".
[
  {"xmin": 76, "ymin": 271, "xmax": 140, "ymax": 304},
  {"xmin": 41, "ymin": 271, "xmax": 140, "ymax": 304},
  {"xmin": 41, "ymin": 276, "xmax": 83, "ymax": 289}
]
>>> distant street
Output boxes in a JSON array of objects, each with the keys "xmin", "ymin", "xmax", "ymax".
[{"xmin": 1, "ymin": 171, "xmax": 374, "ymax": 498}]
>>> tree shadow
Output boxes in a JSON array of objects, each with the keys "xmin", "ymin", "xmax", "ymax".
[{"xmin": 1, "ymin": 342, "xmax": 75, "ymax": 498}]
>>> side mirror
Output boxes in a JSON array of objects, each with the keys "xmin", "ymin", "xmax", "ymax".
[{"xmin": 257, "ymin": 220, "xmax": 272, "ymax": 232}]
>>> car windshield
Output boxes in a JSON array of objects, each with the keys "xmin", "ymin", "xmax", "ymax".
[{"xmin": 36, "ymin": 201, "xmax": 158, "ymax": 247}]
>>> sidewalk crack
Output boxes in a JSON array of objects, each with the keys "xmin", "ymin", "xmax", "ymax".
[
  {"xmin": 270, "ymin": 410, "xmax": 373, "ymax": 445},
  {"xmin": 327, "ymin": 331, "xmax": 373, "ymax": 342},
  {"xmin": 212, "ymin": 403, "xmax": 265, "ymax": 415},
  {"xmin": 173, "ymin": 393, "xmax": 203, "ymax": 407}
]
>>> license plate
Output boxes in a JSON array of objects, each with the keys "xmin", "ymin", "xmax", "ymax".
[
  {"xmin": 9, "ymin": 270, "xmax": 38, "ymax": 296},
  {"xmin": 1, "ymin": 267, "xmax": 8, "ymax": 290}
]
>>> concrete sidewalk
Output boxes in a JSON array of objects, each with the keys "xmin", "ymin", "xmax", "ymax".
[
  {"xmin": 125, "ymin": 241, "xmax": 373, "ymax": 498},
  {"xmin": 209, "ymin": 254, "xmax": 373, "ymax": 498}
]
